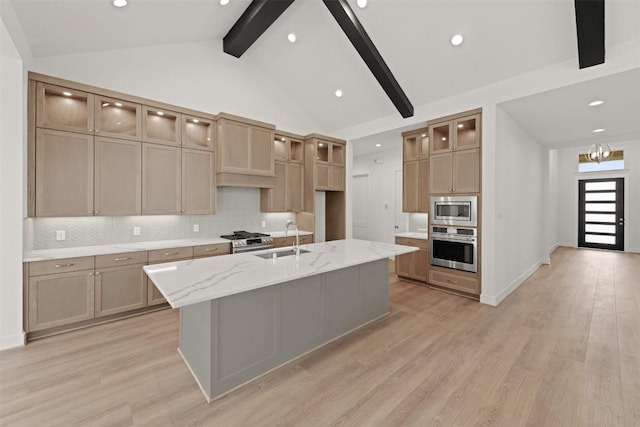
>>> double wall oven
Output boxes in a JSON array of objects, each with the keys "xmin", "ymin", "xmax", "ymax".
[{"xmin": 430, "ymin": 196, "xmax": 478, "ymax": 273}]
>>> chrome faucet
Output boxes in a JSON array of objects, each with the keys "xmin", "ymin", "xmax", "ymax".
[{"xmin": 284, "ymin": 219, "xmax": 300, "ymax": 256}]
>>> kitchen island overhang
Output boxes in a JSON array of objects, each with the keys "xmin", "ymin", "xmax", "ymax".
[{"xmin": 144, "ymin": 239, "xmax": 419, "ymax": 402}]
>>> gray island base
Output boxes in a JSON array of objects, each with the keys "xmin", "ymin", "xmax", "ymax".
[{"xmin": 179, "ymin": 259, "xmax": 389, "ymax": 402}]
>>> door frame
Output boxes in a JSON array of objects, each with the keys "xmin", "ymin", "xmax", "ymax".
[
  {"xmin": 578, "ymin": 177, "xmax": 624, "ymax": 251},
  {"xmin": 351, "ymin": 173, "xmax": 370, "ymax": 240}
]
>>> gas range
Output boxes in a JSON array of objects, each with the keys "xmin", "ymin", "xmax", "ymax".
[{"xmin": 220, "ymin": 231, "xmax": 273, "ymax": 254}]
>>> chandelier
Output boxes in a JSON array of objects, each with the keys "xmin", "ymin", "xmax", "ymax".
[{"xmin": 585, "ymin": 143, "xmax": 613, "ymax": 163}]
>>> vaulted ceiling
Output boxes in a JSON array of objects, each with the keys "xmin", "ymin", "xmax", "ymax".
[{"xmin": 7, "ymin": 0, "xmax": 640, "ymax": 140}]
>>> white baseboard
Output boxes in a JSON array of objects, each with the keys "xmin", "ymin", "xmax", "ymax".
[
  {"xmin": 480, "ymin": 259, "xmax": 544, "ymax": 307},
  {"xmin": 0, "ymin": 332, "xmax": 26, "ymax": 350},
  {"xmin": 627, "ymin": 247, "xmax": 640, "ymax": 254}
]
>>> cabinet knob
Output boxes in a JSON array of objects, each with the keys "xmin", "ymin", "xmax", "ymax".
[
  {"xmin": 88, "ymin": 128, "xmax": 93, "ymax": 132},
  {"xmin": 95, "ymin": 130, "xmax": 100, "ymax": 133},
  {"xmin": 95, "ymin": 210, "xmax": 100, "ymax": 214}
]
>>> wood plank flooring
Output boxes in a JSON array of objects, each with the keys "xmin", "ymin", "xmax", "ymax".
[{"xmin": 1, "ymin": 247, "xmax": 639, "ymax": 426}]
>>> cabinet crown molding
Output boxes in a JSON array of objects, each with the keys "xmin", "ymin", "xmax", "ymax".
[{"xmin": 427, "ymin": 107, "xmax": 483, "ymax": 126}]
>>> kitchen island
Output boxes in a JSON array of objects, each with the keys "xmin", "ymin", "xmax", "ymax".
[{"xmin": 144, "ymin": 239, "xmax": 418, "ymax": 402}]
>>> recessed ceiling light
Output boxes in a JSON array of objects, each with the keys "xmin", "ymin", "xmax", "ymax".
[
  {"xmin": 114, "ymin": 102, "xmax": 123, "ymax": 107},
  {"xmin": 62, "ymin": 91, "xmax": 72, "ymax": 97},
  {"xmin": 375, "ymin": 143, "xmax": 381, "ymax": 147},
  {"xmin": 588, "ymin": 100, "xmax": 605, "ymax": 107},
  {"xmin": 335, "ymin": 89, "xmax": 343, "ymax": 98},
  {"xmin": 450, "ymin": 34, "xmax": 464, "ymax": 46},
  {"xmin": 357, "ymin": 0, "xmax": 368, "ymax": 8},
  {"xmin": 157, "ymin": 111, "xmax": 164, "ymax": 116},
  {"xmin": 287, "ymin": 33, "xmax": 296, "ymax": 43},
  {"xmin": 592, "ymin": 128, "xmax": 605, "ymax": 133},
  {"xmin": 112, "ymin": 0, "xmax": 128, "ymax": 8},
  {"xmin": 219, "ymin": 0, "xmax": 229, "ymax": 5},
  {"xmin": 192, "ymin": 119, "xmax": 199, "ymax": 123}
]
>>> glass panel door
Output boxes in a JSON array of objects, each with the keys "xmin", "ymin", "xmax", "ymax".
[{"xmin": 578, "ymin": 178, "xmax": 624, "ymax": 251}]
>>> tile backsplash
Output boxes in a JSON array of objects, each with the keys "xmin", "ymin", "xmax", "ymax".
[
  {"xmin": 409, "ymin": 213, "xmax": 428, "ymax": 232},
  {"xmin": 26, "ymin": 187, "xmax": 294, "ymax": 250}
]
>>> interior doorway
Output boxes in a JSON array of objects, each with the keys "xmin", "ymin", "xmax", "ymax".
[
  {"xmin": 578, "ymin": 177, "xmax": 625, "ymax": 251},
  {"xmin": 352, "ymin": 174, "xmax": 370, "ymax": 240},
  {"xmin": 394, "ymin": 169, "xmax": 408, "ymax": 233}
]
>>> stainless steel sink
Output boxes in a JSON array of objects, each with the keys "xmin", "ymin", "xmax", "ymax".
[{"xmin": 254, "ymin": 249, "xmax": 311, "ymax": 259}]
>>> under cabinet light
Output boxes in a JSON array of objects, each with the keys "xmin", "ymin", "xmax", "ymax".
[
  {"xmin": 102, "ymin": 102, "xmax": 110, "ymax": 107},
  {"xmin": 281, "ymin": 137, "xmax": 286, "ymax": 141},
  {"xmin": 115, "ymin": 102, "xmax": 123, "ymax": 107},
  {"xmin": 319, "ymin": 143, "xmax": 324, "ymax": 147},
  {"xmin": 157, "ymin": 111, "xmax": 164, "ymax": 116},
  {"xmin": 442, "ymin": 137, "xmax": 447, "ymax": 141},
  {"xmin": 192, "ymin": 119, "xmax": 199, "ymax": 123},
  {"xmin": 62, "ymin": 91, "xmax": 72, "ymax": 97},
  {"xmin": 457, "ymin": 123, "xmax": 464, "ymax": 128},
  {"xmin": 421, "ymin": 133, "xmax": 427, "ymax": 137}
]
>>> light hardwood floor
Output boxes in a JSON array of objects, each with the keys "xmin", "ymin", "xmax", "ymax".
[{"xmin": 1, "ymin": 247, "xmax": 639, "ymax": 426}]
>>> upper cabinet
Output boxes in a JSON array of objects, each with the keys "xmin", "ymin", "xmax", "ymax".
[
  {"xmin": 428, "ymin": 109, "xmax": 482, "ymax": 195},
  {"xmin": 182, "ymin": 115, "xmax": 214, "ymax": 151},
  {"xmin": 36, "ymin": 83, "xmax": 95, "ymax": 134},
  {"xmin": 142, "ymin": 106, "xmax": 181, "ymax": 146},
  {"xmin": 402, "ymin": 127, "xmax": 429, "ymax": 213},
  {"xmin": 94, "ymin": 95, "xmax": 141, "ymax": 141},
  {"xmin": 216, "ymin": 113, "xmax": 276, "ymax": 188},
  {"xmin": 430, "ymin": 112, "xmax": 481, "ymax": 155},
  {"xmin": 261, "ymin": 132, "xmax": 304, "ymax": 213},
  {"xmin": 306, "ymin": 135, "xmax": 345, "ymax": 192}
]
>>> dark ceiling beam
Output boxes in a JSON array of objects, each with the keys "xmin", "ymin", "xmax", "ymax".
[
  {"xmin": 223, "ymin": 0, "xmax": 295, "ymax": 58},
  {"xmin": 322, "ymin": 0, "xmax": 414, "ymax": 118},
  {"xmin": 574, "ymin": 0, "xmax": 605, "ymax": 69}
]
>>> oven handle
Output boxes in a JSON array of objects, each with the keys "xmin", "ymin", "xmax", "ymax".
[
  {"xmin": 233, "ymin": 244, "xmax": 274, "ymax": 254},
  {"xmin": 431, "ymin": 234, "xmax": 476, "ymax": 243}
]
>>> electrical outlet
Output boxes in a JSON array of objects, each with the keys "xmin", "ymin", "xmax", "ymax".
[
  {"xmin": 55, "ymin": 230, "xmax": 65, "ymax": 241},
  {"xmin": 261, "ymin": 221, "xmax": 266, "ymax": 228},
  {"xmin": 193, "ymin": 224, "xmax": 200, "ymax": 232},
  {"xmin": 133, "ymin": 226, "xmax": 141, "ymax": 236}
]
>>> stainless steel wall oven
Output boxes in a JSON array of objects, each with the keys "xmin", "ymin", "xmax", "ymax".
[{"xmin": 430, "ymin": 226, "xmax": 477, "ymax": 273}]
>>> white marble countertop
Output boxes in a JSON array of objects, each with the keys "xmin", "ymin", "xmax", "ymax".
[
  {"xmin": 144, "ymin": 239, "xmax": 419, "ymax": 308},
  {"xmin": 23, "ymin": 238, "xmax": 231, "ymax": 262},
  {"xmin": 395, "ymin": 231, "xmax": 429, "ymax": 240}
]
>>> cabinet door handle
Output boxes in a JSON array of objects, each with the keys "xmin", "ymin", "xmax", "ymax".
[
  {"xmin": 446, "ymin": 279, "xmax": 458, "ymax": 284},
  {"xmin": 205, "ymin": 248, "xmax": 218, "ymax": 252},
  {"xmin": 54, "ymin": 263, "xmax": 74, "ymax": 268},
  {"xmin": 95, "ymin": 272, "xmax": 101, "ymax": 276},
  {"xmin": 164, "ymin": 252, "xmax": 179, "ymax": 256},
  {"xmin": 114, "ymin": 257, "xmax": 131, "ymax": 261}
]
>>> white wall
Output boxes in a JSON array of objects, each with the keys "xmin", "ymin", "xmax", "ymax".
[
  {"xmin": 352, "ymin": 145, "xmax": 403, "ymax": 244},
  {"xmin": 0, "ymin": 17, "xmax": 26, "ymax": 349},
  {"xmin": 490, "ymin": 107, "xmax": 545, "ymax": 305},
  {"xmin": 554, "ymin": 140, "xmax": 640, "ymax": 253},
  {"xmin": 27, "ymin": 40, "xmax": 323, "ymax": 136}
]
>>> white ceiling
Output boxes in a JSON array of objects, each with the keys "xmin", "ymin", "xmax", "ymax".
[{"xmin": 7, "ymin": 0, "xmax": 640, "ymax": 145}]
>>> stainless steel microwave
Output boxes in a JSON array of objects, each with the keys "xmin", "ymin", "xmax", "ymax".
[{"xmin": 431, "ymin": 196, "xmax": 477, "ymax": 227}]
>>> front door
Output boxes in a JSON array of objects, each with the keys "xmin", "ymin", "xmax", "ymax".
[{"xmin": 578, "ymin": 178, "xmax": 624, "ymax": 251}]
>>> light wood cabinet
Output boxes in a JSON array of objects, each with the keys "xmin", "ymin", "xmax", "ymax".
[
  {"xmin": 35, "ymin": 128, "xmax": 94, "ymax": 217},
  {"xmin": 261, "ymin": 133, "xmax": 305, "ymax": 212},
  {"xmin": 142, "ymin": 143, "xmax": 181, "ymax": 215},
  {"xmin": 147, "ymin": 247, "xmax": 194, "ymax": 306},
  {"xmin": 182, "ymin": 149, "xmax": 215, "ymax": 214},
  {"xmin": 182, "ymin": 115, "xmax": 214, "ymax": 151},
  {"xmin": 94, "ymin": 95, "xmax": 141, "ymax": 141},
  {"xmin": 313, "ymin": 139, "xmax": 345, "ymax": 192},
  {"xmin": 27, "ymin": 268, "xmax": 95, "ymax": 332},
  {"xmin": 429, "ymin": 113, "xmax": 480, "ymax": 155},
  {"xmin": 94, "ymin": 137, "xmax": 141, "ymax": 216},
  {"xmin": 36, "ymin": 82, "xmax": 94, "ymax": 134},
  {"xmin": 430, "ymin": 149, "xmax": 480, "ymax": 194},
  {"xmin": 428, "ymin": 267, "xmax": 480, "ymax": 295},
  {"xmin": 395, "ymin": 237, "xmax": 429, "ymax": 282},
  {"xmin": 95, "ymin": 264, "xmax": 147, "ymax": 317},
  {"xmin": 142, "ymin": 106, "xmax": 181, "ymax": 146},
  {"xmin": 272, "ymin": 234, "xmax": 314, "ymax": 248},
  {"xmin": 216, "ymin": 114, "xmax": 275, "ymax": 187},
  {"xmin": 193, "ymin": 243, "xmax": 230, "ymax": 258},
  {"xmin": 402, "ymin": 128, "xmax": 429, "ymax": 213}
]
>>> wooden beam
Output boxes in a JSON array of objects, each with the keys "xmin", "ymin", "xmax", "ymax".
[
  {"xmin": 574, "ymin": 0, "xmax": 605, "ymax": 69},
  {"xmin": 223, "ymin": 0, "xmax": 295, "ymax": 58},
  {"xmin": 322, "ymin": 0, "xmax": 414, "ymax": 118}
]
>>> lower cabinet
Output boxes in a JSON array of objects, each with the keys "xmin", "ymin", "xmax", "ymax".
[
  {"xmin": 27, "ymin": 269, "xmax": 95, "ymax": 332},
  {"xmin": 394, "ymin": 237, "xmax": 429, "ymax": 282},
  {"xmin": 95, "ymin": 264, "xmax": 148, "ymax": 317},
  {"xmin": 272, "ymin": 234, "xmax": 314, "ymax": 249},
  {"xmin": 428, "ymin": 267, "xmax": 480, "ymax": 295}
]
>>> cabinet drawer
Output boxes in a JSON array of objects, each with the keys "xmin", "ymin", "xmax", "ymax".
[
  {"xmin": 272, "ymin": 234, "xmax": 313, "ymax": 248},
  {"xmin": 194, "ymin": 243, "xmax": 230, "ymax": 258},
  {"xmin": 299, "ymin": 234, "xmax": 313, "ymax": 245},
  {"xmin": 148, "ymin": 246, "xmax": 193, "ymax": 262},
  {"xmin": 395, "ymin": 237, "xmax": 429, "ymax": 249},
  {"xmin": 28, "ymin": 256, "xmax": 95, "ymax": 277},
  {"xmin": 96, "ymin": 251, "xmax": 148, "ymax": 268},
  {"xmin": 428, "ymin": 269, "xmax": 479, "ymax": 295}
]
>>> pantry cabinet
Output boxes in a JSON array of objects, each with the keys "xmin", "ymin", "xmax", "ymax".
[
  {"xmin": 142, "ymin": 143, "xmax": 182, "ymax": 215},
  {"xmin": 35, "ymin": 128, "xmax": 94, "ymax": 217},
  {"xmin": 94, "ymin": 137, "xmax": 142, "ymax": 216}
]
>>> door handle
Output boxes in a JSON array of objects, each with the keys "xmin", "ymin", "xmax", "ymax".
[{"xmin": 394, "ymin": 225, "xmax": 399, "ymax": 229}]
